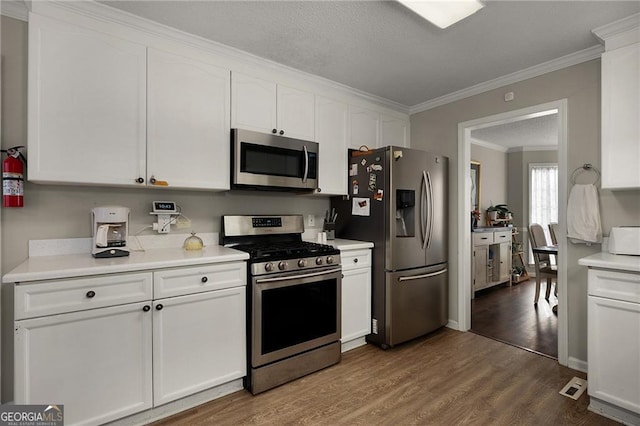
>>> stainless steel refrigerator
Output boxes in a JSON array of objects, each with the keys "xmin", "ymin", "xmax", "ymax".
[{"xmin": 332, "ymin": 146, "xmax": 448, "ymax": 348}]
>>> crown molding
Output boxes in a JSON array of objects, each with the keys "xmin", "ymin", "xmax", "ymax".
[
  {"xmin": 470, "ymin": 138, "xmax": 508, "ymax": 153},
  {"xmin": 1, "ymin": 0, "xmax": 28, "ymax": 21},
  {"xmin": 31, "ymin": 0, "xmax": 410, "ymax": 115},
  {"xmin": 592, "ymin": 13, "xmax": 640, "ymax": 50},
  {"xmin": 507, "ymin": 145, "xmax": 558, "ymax": 153},
  {"xmin": 410, "ymin": 45, "xmax": 603, "ymax": 114}
]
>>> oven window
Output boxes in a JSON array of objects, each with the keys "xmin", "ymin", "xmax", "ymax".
[
  {"xmin": 241, "ymin": 142, "xmax": 317, "ymax": 179},
  {"xmin": 261, "ymin": 278, "xmax": 337, "ymax": 354}
]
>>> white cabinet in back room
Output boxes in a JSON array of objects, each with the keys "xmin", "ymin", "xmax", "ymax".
[
  {"xmin": 315, "ymin": 96, "xmax": 349, "ymax": 195},
  {"xmin": 231, "ymin": 71, "xmax": 315, "ymax": 141},
  {"xmin": 28, "ymin": 13, "xmax": 147, "ymax": 186},
  {"xmin": 147, "ymin": 48, "xmax": 231, "ymax": 190}
]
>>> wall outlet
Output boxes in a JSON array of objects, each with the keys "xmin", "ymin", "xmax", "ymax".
[{"xmin": 306, "ymin": 214, "xmax": 315, "ymax": 227}]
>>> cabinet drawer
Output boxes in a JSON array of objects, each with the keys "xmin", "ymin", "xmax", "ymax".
[
  {"xmin": 473, "ymin": 232, "xmax": 494, "ymax": 246},
  {"xmin": 588, "ymin": 268, "xmax": 640, "ymax": 303},
  {"xmin": 341, "ymin": 249, "xmax": 372, "ymax": 271},
  {"xmin": 494, "ymin": 231, "xmax": 511, "ymax": 244},
  {"xmin": 15, "ymin": 273, "xmax": 153, "ymax": 320},
  {"xmin": 154, "ymin": 262, "xmax": 246, "ymax": 299}
]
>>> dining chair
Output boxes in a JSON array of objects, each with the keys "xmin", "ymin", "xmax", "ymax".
[
  {"xmin": 548, "ymin": 222, "xmax": 559, "ymax": 245},
  {"xmin": 529, "ymin": 223, "xmax": 557, "ymax": 304}
]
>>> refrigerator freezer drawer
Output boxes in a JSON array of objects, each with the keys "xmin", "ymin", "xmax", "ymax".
[{"xmin": 386, "ymin": 265, "xmax": 448, "ymax": 346}]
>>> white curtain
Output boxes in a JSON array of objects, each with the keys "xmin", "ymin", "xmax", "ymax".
[{"xmin": 529, "ymin": 164, "xmax": 558, "ymax": 263}]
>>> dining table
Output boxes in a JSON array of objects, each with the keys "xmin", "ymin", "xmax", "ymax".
[{"xmin": 532, "ymin": 244, "xmax": 558, "ymax": 314}]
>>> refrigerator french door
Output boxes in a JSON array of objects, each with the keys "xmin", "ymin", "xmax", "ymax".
[{"xmin": 332, "ymin": 146, "xmax": 448, "ymax": 348}]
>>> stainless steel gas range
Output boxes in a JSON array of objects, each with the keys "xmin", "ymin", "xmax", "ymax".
[{"xmin": 221, "ymin": 215, "xmax": 342, "ymax": 395}]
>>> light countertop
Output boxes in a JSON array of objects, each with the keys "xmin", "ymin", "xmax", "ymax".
[
  {"xmin": 3, "ymin": 245, "xmax": 249, "ymax": 284},
  {"xmin": 329, "ymin": 239, "xmax": 374, "ymax": 251},
  {"xmin": 578, "ymin": 252, "xmax": 640, "ymax": 273}
]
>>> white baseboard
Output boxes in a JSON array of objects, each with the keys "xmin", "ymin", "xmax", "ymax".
[
  {"xmin": 341, "ymin": 337, "xmax": 367, "ymax": 353},
  {"xmin": 446, "ymin": 319, "xmax": 461, "ymax": 331},
  {"xmin": 567, "ymin": 356, "xmax": 588, "ymax": 373},
  {"xmin": 589, "ymin": 397, "xmax": 640, "ymax": 426}
]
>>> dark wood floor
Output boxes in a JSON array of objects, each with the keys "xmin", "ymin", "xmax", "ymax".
[
  {"xmin": 153, "ymin": 329, "xmax": 613, "ymax": 426},
  {"xmin": 472, "ymin": 278, "xmax": 558, "ymax": 358}
]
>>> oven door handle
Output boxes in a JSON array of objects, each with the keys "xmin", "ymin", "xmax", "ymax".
[
  {"xmin": 302, "ymin": 145, "xmax": 309, "ymax": 183},
  {"xmin": 255, "ymin": 267, "xmax": 342, "ymax": 284}
]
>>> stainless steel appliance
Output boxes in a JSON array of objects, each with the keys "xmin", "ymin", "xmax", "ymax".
[
  {"xmin": 221, "ymin": 215, "xmax": 341, "ymax": 394},
  {"xmin": 91, "ymin": 206, "xmax": 130, "ymax": 258},
  {"xmin": 332, "ymin": 146, "xmax": 448, "ymax": 348},
  {"xmin": 231, "ymin": 129, "xmax": 319, "ymax": 191}
]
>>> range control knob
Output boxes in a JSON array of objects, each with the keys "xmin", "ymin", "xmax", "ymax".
[
  {"xmin": 264, "ymin": 262, "xmax": 274, "ymax": 272},
  {"xmin": 316, "ymin": 257, "xmax": 324, "ymax": 265},
  {"xmin": 326, "ymin": 256, "xmax": 334, "ymax": 264},
  {"xmin": 298, "ymin": 259, "xmax": 307, "ymax": 268},
  {"xmin": 278, "ymin": 261, "xmax": 288, "ymax": 271}
]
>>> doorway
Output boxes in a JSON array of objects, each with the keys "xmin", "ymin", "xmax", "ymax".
[
  {"xmin": 468, "ymin": 113, "xmax": 559, "ymax": 358},
  {"xmin": 457, "ymin": 100, "xmax": 568, "ymax": 366}
]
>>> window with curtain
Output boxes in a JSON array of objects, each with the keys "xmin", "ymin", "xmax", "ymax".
[{"xmin": 529, "ymin": 163, "xmax": 558, "ymax": 264}]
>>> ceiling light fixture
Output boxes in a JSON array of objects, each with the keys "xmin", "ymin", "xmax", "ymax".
[{"xmin": 397, "ymin": 0, "xmax": 485, "ymax": 29}]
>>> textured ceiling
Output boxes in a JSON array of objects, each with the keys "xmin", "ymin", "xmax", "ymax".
[
  {"xmin": 471, "ymin": 113, "xmax": 558, "ymax": 149},
  {"xmin": 99, "ymin": 1, "xmax": 640, "ymax": 107}
]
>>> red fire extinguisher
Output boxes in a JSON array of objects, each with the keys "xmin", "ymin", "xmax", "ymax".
[{"xmin": 2, "ymin": 146, "xmax": 26, "ymax": 208}]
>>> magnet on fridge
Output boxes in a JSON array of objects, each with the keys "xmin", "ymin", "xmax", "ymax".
[
  {"xmin": 349, "ymin": 163, "xmax": 358, "ymax": 176},
  {"xmin": 352, "ymin": 180, "xmax": 359, "ymax": 195},
  {"xmin": 393, "ymin": 151, "xmax": 403, "ymax": 160},
  {"xmin": 368, "ymin": 173, "xmax": 377, "ymax": 191},
  {"xmin": 361, "ymin": 158, "xmax": 367, "ymax": 166},
  {"xmin": 370, "ymin": 164, "xmax": 382, "ymax": 171},
  {"xmin": 374, "ymin": 189, "xmax": 384, "ymax": 201}
]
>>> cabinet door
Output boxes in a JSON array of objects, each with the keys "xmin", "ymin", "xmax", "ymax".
[
  {"xmin": 601, "ymin": 43, "xmax": 640, "ymax": 189},
  {"xmin": 147, "ymin": 48, "xmax": 230, "ymax": 190},
  {"xmin": 350, "ymin": 106, "xmax": 379, "ymax": 150},
  {"xmin": 588, "ymin": 295, "xmax": 640, "ymax": 414},
  {"xmin": 153, "ymin": 287, "xmax": 246, "ymax": 406},
  {"xmin": 15, "ymin": 302, "xmax": 153, "ymax": 426},
  {"xmin": 473, "ymin": 245, "xmax": 489, "ymax": 290},
  {"xmin": 341, "ymin": 267, "xmax": 372, "ymax": 343},
  {"xmin": 277, "ymin": 84, "xmax": 315, "ymax": 141},
  {"xmin": 28, "ymin": 14, "xmax": 146, "ymax": 186},
  {"xmin": 498, "ymin": 242, "xmax": 511, "ymax": 282},
  {"xmin": 231, "ymin": 71, "xmax": 277, "ymax": 134},
  {"xmin": 315, "ymin": 96, "xmax": 349, "ymax": 195},
  {"xmin": 380, "ymin": 113, "xmax": 409, "ymax": 147}
]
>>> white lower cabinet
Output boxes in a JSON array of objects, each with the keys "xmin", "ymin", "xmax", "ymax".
[
  {"xmin": 587, "ymin": 268, "xmax": 640, "ymax": 418},
  {"xmin": 12, "ymin": 263, "xmax": 246, "ymax": 426},
  {"xmin": 15, "ymin": 302, "xmax": 153, "ymax": 426},
  {"xmin": 340, "ymin": 248, "xmax": 372, "ymax": 351},
  {"xmin": 153, "ymin": 287, "xmax": 246, "ymax": 406}
]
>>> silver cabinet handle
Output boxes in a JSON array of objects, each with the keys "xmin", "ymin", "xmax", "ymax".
[{"xmin": 398, "ymin": 268, "xmax": 448, "ymax": 282}]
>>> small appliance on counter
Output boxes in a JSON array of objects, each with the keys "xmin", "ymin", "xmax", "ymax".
[
  {"xmin": 608, "ymin": 226, "xmax": 640, "ymax": 255},
  {"xmin": 92, "ymin": 206, "xmax": 130, "ymax": 258}
]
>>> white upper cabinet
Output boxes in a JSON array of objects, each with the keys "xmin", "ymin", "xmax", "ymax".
[
  {"xmin": 147, "ymin": 48, "xmax": 230, "ymax": 190},
  {"xmin": 231, "ymin": 72, "xmax": 315, "ymax": 141},
  {"xmin": 601, "ymin": 42, "xmax": 640, "ymax": 189},
  {"xmin": 350, "ymin": 106, "xmax": 380, "ymax": 150},
  {"xmin": 380, "ymin": 113, "xmax": 410, "ymax": 148},
  {"xmin": 315, "ymin": 96, "xmax": 349, "ymax": 195},
  {"xmin": 28, "ymin": 14, "xmax": 147, "ymax": 186}
]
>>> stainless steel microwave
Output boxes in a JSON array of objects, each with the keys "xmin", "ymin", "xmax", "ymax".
[{"xmin": 231, "ymin": 128, "xmax": 319, "ymax": 191}]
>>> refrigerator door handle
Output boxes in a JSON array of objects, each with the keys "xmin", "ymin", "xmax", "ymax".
[
  {"xmin": 397, "ymin": 268, "xmax": 448, "ymax": 282},
  {"xmin": 426, "ymin": 171, "xmax": 434, "ymax": 248},
  {"xmin": 421, "ymin": 171, "xmax": 429, "ymax": 249}
]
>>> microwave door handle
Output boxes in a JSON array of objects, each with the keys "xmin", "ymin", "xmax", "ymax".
[{"xmin": 302, "ymin": 145, "xmax": 309, "ymax": 183}]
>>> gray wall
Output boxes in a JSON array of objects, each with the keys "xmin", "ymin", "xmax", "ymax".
[
  {"xmin": 411, "ymin": 59, "xmax": 640, "ymax": 363},
  {"xmin": 0, "ymin": 16, "xmax": 330, "ymax": 276},
  {"xmin": 470, "ymin": 144, "xmax": 507, "ymax": 227}
]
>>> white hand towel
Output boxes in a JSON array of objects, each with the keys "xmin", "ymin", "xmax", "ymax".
[{"xmin": 567, "ymin": 184, "xmax": 602, "ymax": 244}]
